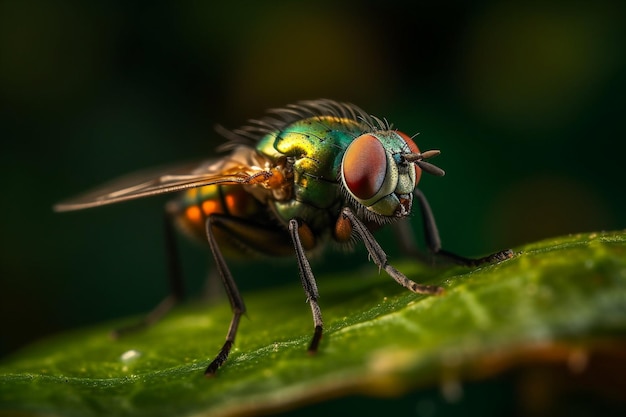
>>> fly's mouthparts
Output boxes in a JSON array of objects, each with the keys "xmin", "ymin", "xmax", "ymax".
[{"xmin": 395, "ymin": 195, "xmax": 412, "ymax": 217}]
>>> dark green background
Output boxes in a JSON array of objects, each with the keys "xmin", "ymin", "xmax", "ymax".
[{"xmin": 1, "ymin": 0, "xmax": 624, "ymax": 373}]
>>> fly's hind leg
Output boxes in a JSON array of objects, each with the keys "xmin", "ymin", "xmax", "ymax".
[
  {"xmin": 111, "ymin": 208, "xmax": 184, "ymax": 338},
  {"xmin": 203, "ymin": 215, "xmax": 247, "ymax": 376},
  {"xmin": 397, "ymin": 189, "xmax": 513, "ymax": 267},
  {"xmin": 203, "ymin": 214, "xmax": 305, "ymax": 373}
]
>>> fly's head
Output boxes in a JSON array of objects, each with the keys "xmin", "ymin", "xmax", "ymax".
[{"xmin": 340, "ymin": 130, "xmax": 445, "ymax": 223}]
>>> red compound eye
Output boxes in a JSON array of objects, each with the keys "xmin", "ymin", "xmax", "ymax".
[
  {"xmin": 397, "ymin": 131, "xmax": 422, "ymax": 183},
  {"xmin": 342, "ymin": 134, "xmax": 387, "ymax": 200},
  {"xmin": 397, "ymin": 131, "xmax": 420, "ymax": 154}
]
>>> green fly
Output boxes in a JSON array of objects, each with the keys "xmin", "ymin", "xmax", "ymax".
[{"xmin": 55, "ymin": 99, "xmax": 512, "ymax": 375}]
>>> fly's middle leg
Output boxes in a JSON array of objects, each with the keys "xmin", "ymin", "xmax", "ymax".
[{"xmin": 288, "ymin": 219, "xmax": 324, "ymax": 353}]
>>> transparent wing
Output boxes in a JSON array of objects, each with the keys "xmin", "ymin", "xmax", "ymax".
[{"xmin": 54, "ymin": 148, "xmax": 270, "ymax": 212}]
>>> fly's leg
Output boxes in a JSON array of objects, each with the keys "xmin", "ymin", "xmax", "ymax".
[
  {"xmin": 406, "ymin": 189, "xmax": 513, "ymax": 266},
  {"xmin": 288, "ymin": 219, "xmax": 323, "ymax": 353},
  {"xmin": 204, "ymin": 215, "xmax": 246, "ymax": 376},
  {"xmin": 111, "ymin": 209, "xmax": 184, "ymax": 338},
  {"xmin": 341, "ymin": 207, "xmax": 444, "ymax": 295}
]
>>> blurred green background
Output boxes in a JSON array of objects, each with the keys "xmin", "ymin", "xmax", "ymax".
[{"xmin": 1, "ymin": 0, "xmax": 624, "ymax": 382}]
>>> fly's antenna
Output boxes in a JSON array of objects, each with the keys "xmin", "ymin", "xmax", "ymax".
[{"xmin": 404, "ymin": 150, "xmax": 445, "ymax": 176}]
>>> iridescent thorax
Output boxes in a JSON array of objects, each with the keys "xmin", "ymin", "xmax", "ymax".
[{"xmin": 255, "ymin": 115, "xmax": 368, "ymax": 233}]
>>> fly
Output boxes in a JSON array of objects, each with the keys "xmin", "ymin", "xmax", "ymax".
[{"xmin": 54, "ymin": 99, "xmax": 513, "ymax": 376}]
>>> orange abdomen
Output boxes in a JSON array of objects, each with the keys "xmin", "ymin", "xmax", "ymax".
[{"xmin": 173, "ymin": 183, "xmax": 263, "ymax": 237}]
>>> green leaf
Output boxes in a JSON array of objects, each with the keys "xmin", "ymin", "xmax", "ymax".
[{"xmin": 2, "ymin": 230, "xmax": 626, "ymax": 417}]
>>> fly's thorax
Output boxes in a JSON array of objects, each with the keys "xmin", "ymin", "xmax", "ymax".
[
  {"xmin": 255, "ymin": 115, "xmax": 368, "ymax": 232},
  {"xmin": 340, "ymin": 130, "xmax": 423, "ymax": 223}
]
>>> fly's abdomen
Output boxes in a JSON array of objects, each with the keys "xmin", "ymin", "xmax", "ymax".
[
  {"xmin": 171, "ymin": 184, "xmax": 294, "ymax": 257},
  {"xmin": 173, "ymin": 185, "xmax": 260, "ymax": 241}
]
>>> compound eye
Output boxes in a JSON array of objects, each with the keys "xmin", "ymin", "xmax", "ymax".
[
  {"xmin": 342, "ymin": 134, "xmax": 387, "ymax": 200},
  {"xmin": 397, "ymin": 131, "xmax": 420, "ymax": 154}
]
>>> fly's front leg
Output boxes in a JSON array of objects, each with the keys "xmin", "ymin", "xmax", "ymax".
[
  {"xmin": 410, "ymin": 189, "xmax": 513, "ymax": 266},
  {"xmin": 204, "ymin": 215, "xmax": 247, "ymax": 376},
  {"xmin": 111, "ymin": 208, "xmax": 184, "ymax": 338},
  {"xmin": 341, "ymin": 207, "xmax": 444, "ymax": 295},
  {"xmin": 288, "ymin": 219, "xmax": 323, "ymax": 353}
]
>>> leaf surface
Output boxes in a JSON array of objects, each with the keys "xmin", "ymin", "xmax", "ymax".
[{"xmin": 2, "ymin": 230, "xmax": 625, "ymax": 416}]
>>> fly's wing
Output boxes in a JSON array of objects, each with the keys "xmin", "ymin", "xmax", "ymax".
[{"xmin": 54, "ymin": 149, "xmax": 266, "ymax": 212}]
